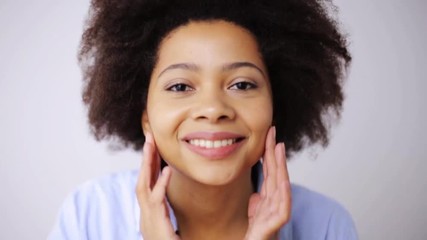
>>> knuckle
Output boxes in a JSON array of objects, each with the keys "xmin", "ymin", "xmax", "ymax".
[{"xmin": 135, "ymin": 185, "xmax": 148, "ymax": 199}]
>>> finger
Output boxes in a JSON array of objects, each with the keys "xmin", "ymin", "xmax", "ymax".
[
  {"xmin": 145, "ymin": 133, "xmax": 162, "ymax": 189},
  {"xmin": 276, "ymin": 143, "xmax": 291, "ymax": 220},
  {"xmin": 261, "ymin": 157, "xmax": 267, "ymax": 197},
  {"xmin": 151, "ymin": 166, "xmax": 172, "ymax": 202},
  {"xmin": 149, "ymin": 135, "xmax": 161, "ymax": 189},
  {"xmin": 274, "ymin": 142, "xmax": 289, "ymax": 185},
  {"xmin": 275, "ymin": 143, "xmax": 291, "ymax": 196},
  {"xmin": 260, "ymin": 128, "xmax": 272, "ymax": 197},
  {"xmin": 261, "ymin": 162, "xmax": 267, "ymax": 197},
  {"xmin": 136, "ymin": 133, "xmax": 155, "ymax": 197},
  {"xmin": 136, "ymin": 133, "xmax": 158, "ymax": 196},
  {"xmin": 264, "ymin": 126, "xmax": 278, "ymax": 196},
  {"xmin": 278, "ymin": 181, "xmax": 291, "ymax": 221},
  {"xmin": 145, "ymin": 133, "xmax": 158, "ymax": 189}
]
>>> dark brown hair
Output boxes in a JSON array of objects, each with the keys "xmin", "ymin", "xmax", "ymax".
[{"xmin": 79, "ymin": 0, "xmax": 351, "ymax": 158}]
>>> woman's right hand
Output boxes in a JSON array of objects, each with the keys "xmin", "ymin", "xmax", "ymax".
[{"xmin": 135, "ymin": 133, "xmax": 181, "ymax": 240}]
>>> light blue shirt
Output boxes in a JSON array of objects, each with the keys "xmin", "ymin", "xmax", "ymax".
[{"xmin": 48, "ymin": 168, "xmax": 358, "ymax": 239}]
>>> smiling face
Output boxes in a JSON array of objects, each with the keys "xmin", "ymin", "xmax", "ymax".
[{"xmin": 142, "ymin": 20, "xmax": 273, "ymax": 186}]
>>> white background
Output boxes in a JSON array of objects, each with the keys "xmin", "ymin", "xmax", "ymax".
[{"xmin": 1, "ymin": 1, "xmax": 426, "ymax": 239}]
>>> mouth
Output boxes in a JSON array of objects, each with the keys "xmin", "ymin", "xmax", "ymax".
[
  {"xmin": 186, "ymin": 138, "xmax": 245, "ymax": 148},
  {"xmin": 181, "ymin": 132, "xmax": 246, "ymax": 159}
]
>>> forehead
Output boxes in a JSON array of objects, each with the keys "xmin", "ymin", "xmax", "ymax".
[{"xmin": 153, "ymin": 20, "xmax": 266, "ymax": 74}]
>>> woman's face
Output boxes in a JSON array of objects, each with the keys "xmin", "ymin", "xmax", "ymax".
[{"xmin": 142, "ymin": 20, "xmax": 273, "ymax": 185}]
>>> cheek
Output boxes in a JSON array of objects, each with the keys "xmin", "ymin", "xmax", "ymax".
[
  {"xmin": 146, "ymin": 100, "xmax": 188, "ymax": 155},
  {"xmin": 240, "ymin": 96, "xmax": 273, "ymax": 162},
  {"xmin": 246, "ymin": 96, "xmax": 273, "ymax": 130}
]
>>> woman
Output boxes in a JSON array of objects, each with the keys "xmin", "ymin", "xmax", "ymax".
[{"xmin": 49, "ymin": 0, "xmax": 357, "ymax": 239}]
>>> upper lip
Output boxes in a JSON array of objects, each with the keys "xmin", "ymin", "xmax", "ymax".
[{"xmin": 181, "ymin": 131, "xmax": 245, "ymax": 141}]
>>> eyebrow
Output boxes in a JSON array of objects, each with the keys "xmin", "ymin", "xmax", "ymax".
[
  {"xmin": 157, "ymin": 61, "xmax": 266, "ymax": 78},
  {"xmin": 222, "ymin": 62, "xmax": 266, "ymax": 77},
  {"xmin": 157, "ymin": 63, "xmax": 200, "ymax": 78}
]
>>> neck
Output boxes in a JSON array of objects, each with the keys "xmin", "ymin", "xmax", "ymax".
[{"xmin": 166, "ymin": 168, "xmax": 253, "ymax": 240}]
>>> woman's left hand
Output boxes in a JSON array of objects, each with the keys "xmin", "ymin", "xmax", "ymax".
[{"xmin": 244, "ymin": 126, "xmax": 292, "ymax": 240}]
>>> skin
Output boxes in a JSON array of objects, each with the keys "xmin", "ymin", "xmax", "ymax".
[{"xmin": 136, "ymin": 20, "xmax": 291, "ymax": 240}]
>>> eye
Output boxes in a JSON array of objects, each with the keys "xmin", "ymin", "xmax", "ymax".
[
  {"xmin": 229, "ymin": 81, "xmax": 258, "ymax": 90},
  {"xmin": 166, "ymin": 83, "xmax": 194, "ymax": 92}
]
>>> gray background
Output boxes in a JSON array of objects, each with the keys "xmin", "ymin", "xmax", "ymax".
[{"xmin": 1, "ymin": 0, "xmax": 426, "ymax": 239}]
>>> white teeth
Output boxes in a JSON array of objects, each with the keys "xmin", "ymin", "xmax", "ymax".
[
  {"xmin": 189, "ymin": 139, "xmax": 237, "ymax": 148},
  {"xmin": 213, "ymin": 140, "xmax": 221, "ymax": 148}
]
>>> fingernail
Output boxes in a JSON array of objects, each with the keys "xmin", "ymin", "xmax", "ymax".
[{"xmin": 281, "ymin": 142, "xmax": 286, "ymax": 155}]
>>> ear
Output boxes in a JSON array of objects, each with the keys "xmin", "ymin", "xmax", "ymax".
[{"xmin": 141, "ymin": 111, "xmax": 152, "ymax": 135}]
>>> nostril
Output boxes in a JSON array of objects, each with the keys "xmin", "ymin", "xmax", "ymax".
[{"xmin": 191, "ymin": 100, "xmax": 236, "ymax": 122}]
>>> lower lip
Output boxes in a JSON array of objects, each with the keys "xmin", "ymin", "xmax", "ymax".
[{"xmin": 183, "ymin": 140, "xmax": 244, "ymax": 160}]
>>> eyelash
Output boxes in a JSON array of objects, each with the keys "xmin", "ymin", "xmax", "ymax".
[
  {"xmin": 166, "ymin": 83, "xmax": 194, "ymax": 92},
  {"xmin": 228, "ymin": 81, "xmax": 258, "ymax": 90},
  {"xmin": 165, "ymin": 80, "xmax": 258, "ymax": 92}
]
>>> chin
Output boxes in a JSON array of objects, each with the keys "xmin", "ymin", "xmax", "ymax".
[
  {"xmin": 190, "ymin": 164, "xmax": 252, "ymax": 187},
  {"xmin": 165, "ymin": 151, "xmax": 259, "ymax": 186}
]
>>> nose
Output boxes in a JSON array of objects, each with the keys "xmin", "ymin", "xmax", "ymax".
[{"xmin": 191, "ymin": 90, "xmax": 236, "ymax": 123}]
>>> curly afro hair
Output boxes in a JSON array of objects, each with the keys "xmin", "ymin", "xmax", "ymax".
[{"xmin": 79, "ymin": 0, "xmax": 351, "ymax": 158}]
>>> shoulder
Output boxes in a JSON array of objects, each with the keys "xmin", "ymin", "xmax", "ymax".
[
  {"xmin": 65, "ymin": 170, "xmax": 139, "ymax": 214},
  {"xmin": 288, "ymin": 184, "xmax": 358, "ymax": 240},
  {"xmin": 78, "ymin": 170, "xmax": 139, "ymax": 198},
  {"xmin": 48, "ymin": 170, "xmax": 140, "ymax": 240}
]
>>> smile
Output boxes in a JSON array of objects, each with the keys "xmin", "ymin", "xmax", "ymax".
[
  {"xmin": 188, "ymin": 139, "xmax": 237, "ymax": 148},
  {"xmin": 182, "ymin": 132, "xmax": 245, "ymax": 159}
]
